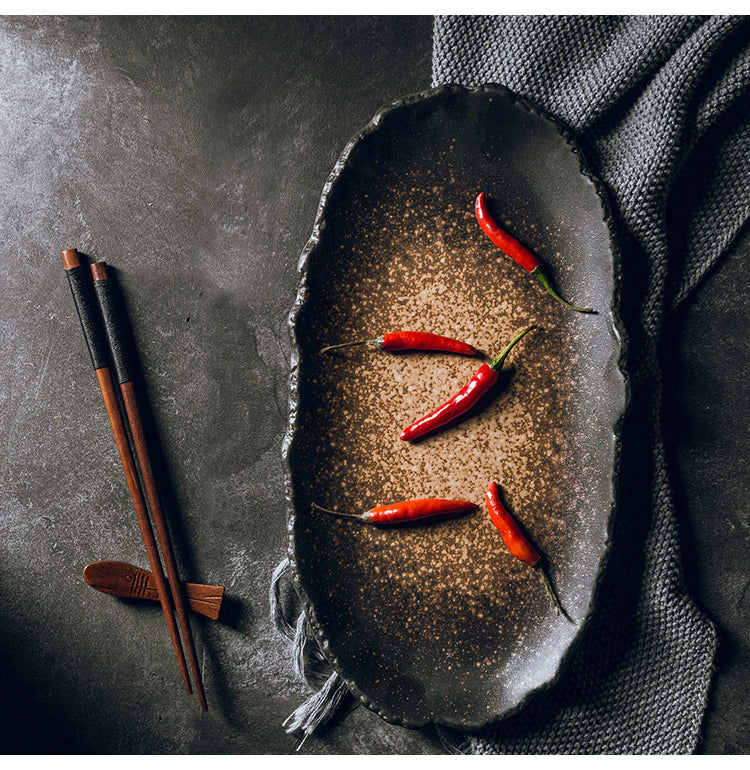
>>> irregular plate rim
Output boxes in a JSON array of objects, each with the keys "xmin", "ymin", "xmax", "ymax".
[{"xmin": 282, "ymin": 82, "xmax": 631, "ymax": 730}]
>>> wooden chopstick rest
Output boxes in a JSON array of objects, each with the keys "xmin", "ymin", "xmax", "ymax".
[{"xmin": 84, "ymin": 561, "xmax": 225, "ymax": 620}]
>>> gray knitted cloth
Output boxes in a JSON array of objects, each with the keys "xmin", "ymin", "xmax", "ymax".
[
  {"xmin": 271, "ymin": 15, "xmax": 750, "ymax": 755},
  {"xmin": 430, "ymin": 15, "xmax": 750, "ymax": 754}
]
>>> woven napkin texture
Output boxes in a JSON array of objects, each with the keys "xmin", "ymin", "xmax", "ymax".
[{"xmin": 430, "ymin": 14, "xmax": 750, "ymax": 754}]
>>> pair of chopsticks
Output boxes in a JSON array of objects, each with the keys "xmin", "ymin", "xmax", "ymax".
[{"xmin": 62, "ymin": 248, "xmax": 207, "ymax": 711}]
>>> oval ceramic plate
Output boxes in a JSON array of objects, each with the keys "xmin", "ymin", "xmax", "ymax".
[{"xmin": 284, "ymin": 84, "xmax": 626, "ymax": 730}]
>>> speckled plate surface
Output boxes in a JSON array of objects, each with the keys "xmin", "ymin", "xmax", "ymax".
[{"xmin": 284, "ymin": 84, "xmax": 626, "ymax": 730}]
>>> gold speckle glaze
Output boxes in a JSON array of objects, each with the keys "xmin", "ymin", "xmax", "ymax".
[{"xmin": 285, "ymin": 85, "xmax": 626, "ymax": 729}]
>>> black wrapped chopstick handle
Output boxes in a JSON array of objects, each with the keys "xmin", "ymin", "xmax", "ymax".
[
  {"xmin": 92, "ymin": 262, "xmax": 136, "ymax": 385},
  {"xmin": 62, "ymin": 249, "xmax": 110, "ymax": 371}
]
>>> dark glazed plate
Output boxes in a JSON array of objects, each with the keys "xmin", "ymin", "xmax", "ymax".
[{"xmin": 284, "ymin": 84, "xmax": 626, "ymax": 730}]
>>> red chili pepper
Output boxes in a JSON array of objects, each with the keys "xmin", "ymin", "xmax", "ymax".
[
  {"xmin": 321, "ymin": 330, "xmax": 478, "ymax": 357},
  {"xmin": 400, "ymin": 326, "xmax": 534, "ymax": 442},
  {"xmin": 485, "ymin": 481, "xmax": 568, "ymax": 618},
  {"xmin": 475, "ymin": 192, "xmax": 594, "ymax": 314},
  {"xmin": 311, "ymin": 498, "xmax": 477, "ymax": 525}
]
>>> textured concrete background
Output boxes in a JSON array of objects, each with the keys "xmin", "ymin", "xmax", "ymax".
[{"xmin": 0, "ymin": 16, "xmax": 747, "ymax": 754}]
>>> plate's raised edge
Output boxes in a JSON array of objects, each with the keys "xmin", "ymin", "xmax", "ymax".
[{"xmin": 280, "ymin": 82, "xmax": 632, "ymax": 731}]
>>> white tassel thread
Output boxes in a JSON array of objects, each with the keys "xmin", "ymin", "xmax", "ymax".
[{"xmin": 270, "ymin": 556, "xmax": 355, "ymax": 747}]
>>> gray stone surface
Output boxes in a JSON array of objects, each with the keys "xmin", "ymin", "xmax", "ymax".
[{"xmin": 0, "ymin": 15, "xmax": 746, "ymax": 754}]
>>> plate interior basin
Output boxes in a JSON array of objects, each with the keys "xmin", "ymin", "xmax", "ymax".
[{"xmin": 285, "ymin": 84, "xmax": 626, "ymax": 730}]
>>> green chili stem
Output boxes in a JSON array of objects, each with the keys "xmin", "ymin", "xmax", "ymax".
[
  {"xmin": 320, "ymin": 339, "xmax": 377, "ymax": 354},
  {"xmin": 488, "ymin": 326, "xmax": 535, "ymax": 371},
  {"xmin": 311, "ymin": 502, "xmax": 365, "ymax": 521},
  {"xmin": 535, "ymin": 564, "xmax": 572, "ymax": 621},
  {"xmin": 532, "ymin": 266, "xmax": 594, "ymax": 314}
]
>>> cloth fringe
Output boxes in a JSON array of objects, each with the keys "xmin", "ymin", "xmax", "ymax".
[
  {"xmin": 283, "ymin": 672, "xmax": 352, "ymax": 749},
  {"xmin": 270, "ymin": 556, "xmax": 355, "ymax": 744}
]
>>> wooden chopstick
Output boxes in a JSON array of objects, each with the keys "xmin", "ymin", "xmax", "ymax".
[
  {"xmin": 62, "ymin": 248, "xmax": 193, "ymax": 697},
  {"xmin": 90, "ymin": 260, "xmax": 208, "ymax": 712}
]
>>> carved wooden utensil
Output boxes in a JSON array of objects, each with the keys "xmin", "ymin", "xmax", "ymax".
[{"xmin": 84, "ymin": 561, "xmax": 225, "ymax": 621}]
